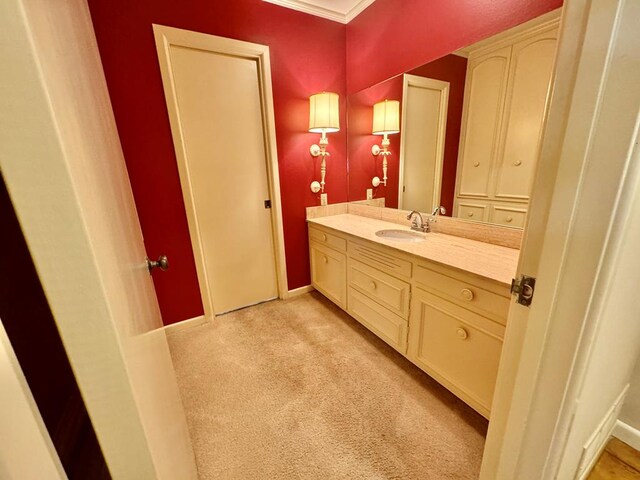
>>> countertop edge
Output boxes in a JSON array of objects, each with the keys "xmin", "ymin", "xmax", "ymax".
[{"xmin": 307, "ymin": 215, "xmax": 517, "ymax": 288}]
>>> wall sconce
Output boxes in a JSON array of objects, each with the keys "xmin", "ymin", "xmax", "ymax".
[
  {"xmin": 309, "ymin": 92, "xmax": 340, "ymax": 193},
  {"xmin": 371, "ymin": 99, "xmax": 400, "ymax": 187}
]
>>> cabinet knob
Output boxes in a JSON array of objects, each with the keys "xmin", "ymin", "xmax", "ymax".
[
  {"xmin": 322, "ymin": 233, "xmax": 327, "ymax": 241},
  {"xmin": 473, "ymin": 161, "xmax": 480, "ymax": 167},
  {"xmin": 322, "ymin": 256, "xmax": 328, "ymax": 264},
  {"xmin": 461, "ymin": 288, "xmax": 474, "ymax": 301},
  {"xmin": 456, "ymin": 327, "xmax": 469, "ymax": 340},
  {"xmin": 467, "ymin": 212, "xmax": 474, "ymax": 217},
  {"xmin": 370, "ymin": 281, "xmax": 377, "ymax": 290},
  {"xmin": 513, "ymin": 160, "xmax": 522, "ymax": 166},
  {"xmin": 505, "ymin": 216, "xmax": 513, "ymax": 223}
]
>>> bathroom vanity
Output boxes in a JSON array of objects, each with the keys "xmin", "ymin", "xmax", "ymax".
[{"xmin": 308, "ymin": 212, "xmax": 519, "ymax": 418}]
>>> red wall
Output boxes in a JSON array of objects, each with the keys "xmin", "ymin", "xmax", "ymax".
[
  {"xmin": 346, "ymin": 0, "xmax": 563, "ymax": 93},
  {"xmin": 87, "ymin": 0, "xmax": 348, "ymax": 325},
  {"xmin": 347, "ymin": 54, "xmax": 467, "ymax": 214},
  {"xmin": 87, "ymin": 0, "xmax": 562, "ymax": 325}
]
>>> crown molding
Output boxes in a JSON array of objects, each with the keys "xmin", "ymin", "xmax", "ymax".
[
  {"xmin": 345, "ymin": 0, "xmax": 376, "ymax": 23},
  {"xmin": 264, "ymin": 0, "xmax": 375, "ymax": 24}
]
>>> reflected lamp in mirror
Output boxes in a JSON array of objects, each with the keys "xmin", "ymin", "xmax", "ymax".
[
  {"xmin": 371, "ymin": 99, "xmax": 400, "ymax": 187},
  {"xmin": 309, "ymin": 92, "xmax": 340, "ymax": 193}
]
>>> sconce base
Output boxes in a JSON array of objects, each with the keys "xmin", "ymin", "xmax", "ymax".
[
  {"xmin": 372, "ymin": 176, "xmax": 381, "ymax": 188},
  {"xmin": 310, "ymin": 144, "xmax": 322, "ymax": 157},
  {"xmin": 310, "ymin": 181, "xmax": 321, "ymax": 193},
  {"xmin": 371, "ymin": 144, "xmax": 382, "ymax": 156}
]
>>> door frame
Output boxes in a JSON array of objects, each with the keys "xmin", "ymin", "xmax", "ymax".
[
  {"xmin": 397, "ymin": 74, "xmax": 449, "ymax": 210},
  {"xmin": 0, "ymin": 320, "xmax": 66, "ymax": 480},
  {"xmin": 481, "ymin": 0, "xmax": 640, "ymax": 477},
  {"xmin": 153, "ymin": 25, "xmax": 289, "ymax": 319}
]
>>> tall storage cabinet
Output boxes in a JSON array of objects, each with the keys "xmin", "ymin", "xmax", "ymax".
[{"xmin": 454, "ymin": 14, "xmax": 560, "ymax": 227}]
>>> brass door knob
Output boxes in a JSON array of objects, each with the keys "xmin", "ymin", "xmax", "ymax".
[{"xmin": 147, "ymin": 255, "xmax": 169, "ymax": 273}]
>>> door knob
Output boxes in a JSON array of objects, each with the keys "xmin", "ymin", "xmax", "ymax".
[{"xmin": 147, "ymin": 255, "xmax": 169, "ymax": 273}]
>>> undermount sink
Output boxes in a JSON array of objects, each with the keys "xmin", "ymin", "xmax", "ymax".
[{"xmin": 375, "ymin": 229, "xmax": 426, "ymax": 243}]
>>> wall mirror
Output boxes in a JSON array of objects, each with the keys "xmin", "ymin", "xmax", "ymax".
[{"xmin": 347, "ymin": 8, "xmax": 561, "ymax": 229}]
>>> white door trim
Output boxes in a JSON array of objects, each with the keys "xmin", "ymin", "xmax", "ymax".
[
  {"xmin": 397, "ymin": 74, "xmax": 449, "ymax": 210},
  {"xmin": 153, "ymin": 25, "xmax": 289, "ymax": 319},
  {"xmin": 0, "ymin": 320, "xmax": 66, "ymax": 480}
]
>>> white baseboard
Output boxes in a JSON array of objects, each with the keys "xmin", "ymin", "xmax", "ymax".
[
  {"xmin": 287, "ymin": 285, "xmax": 314, "ymax": 297},
  {"xmin": 613, "ymin": 420, "xmax": 640, "ymax": 451},
  {"xmin": 577, "ymin": 384, "xmax": 629, "ymax": 479},
  {"xmin": 163, "ymin": 315, "xmax": 208, "ymax": 335}
]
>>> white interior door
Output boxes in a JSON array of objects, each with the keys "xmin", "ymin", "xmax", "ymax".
[
  {"xmin": 398, "ymin": 75, "xmax": 449, "ymax": 212},
  {"xmin": 0, "ymin": 1, "xmax": 196, "ymax": 478},
  {"xmin": 481, "ymin": 0, "xmax": 640, "ymax": 478},
  {"xmin": 155, "ymin": 26, "xmax": 282, "ymax": 316}
]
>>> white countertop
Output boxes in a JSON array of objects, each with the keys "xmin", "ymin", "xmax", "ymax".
[{"xmin": 308, "ymin": 214, "xmax": 519, "ymax": 286}]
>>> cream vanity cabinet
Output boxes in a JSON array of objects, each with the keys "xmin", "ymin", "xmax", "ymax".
[
  {"xmin": 454, "ymin": 16, "xmax": 559, "ymax": 223},
  {"xmin": 308, "ymin": 223, "xmax": 511, "ymax": 418},
  {"xmin": 309, "ymin": 227, "xmax": 347, "ymax": 309}
]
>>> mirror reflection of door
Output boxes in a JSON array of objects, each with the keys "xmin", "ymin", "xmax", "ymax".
[{"xmin": 398, "ymin": 75, "xmax": 449, "ymax": 212}]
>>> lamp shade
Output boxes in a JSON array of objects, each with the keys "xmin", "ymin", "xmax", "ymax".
[
  {"xmin": 309, "ymin": 92, "xmax": 340, "ymax": 133},
  {"xmin": 372, "ymin": 99, "xmax": 400, "ymax": 135}
]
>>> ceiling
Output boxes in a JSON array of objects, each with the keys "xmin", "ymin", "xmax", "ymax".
[{"xmin": 263, "ymin": 0, "xmax": 376, "ymax": 24}]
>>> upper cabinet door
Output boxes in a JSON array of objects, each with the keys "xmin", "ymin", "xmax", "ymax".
[
  {"xmin": 457, "ymin": 46, "xmax": 512, "ymax": 198},
  {"xmin": 494, "ymin": 29, "xmax": 558, "ymax": 200}
]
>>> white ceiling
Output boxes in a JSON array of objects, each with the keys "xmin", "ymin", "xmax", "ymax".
[{"xmin": 263, "ymin": 0, "xmax": 376, "ymax": 24}]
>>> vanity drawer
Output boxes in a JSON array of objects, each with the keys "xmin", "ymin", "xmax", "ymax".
[
  {"xmin": 456, "ymin": 202, "xmax": 489, "ymax": 222},
  {"xmin": 348, "ymin": 241, "xmax": 412, "ymax": 279},
  {"xmin": 408, "ymin": 289, "xmax": 504, "ymax": 417},
  {"xmin": 490, "ymin": 204, "xmax": 527, "ymax": 228},
  {"xmin": 309, "ymin": 226, "xmax": 347, "ymax": 252},
  {"xmin": 310, "ymin": 242, "xmax": 347, "ymax": 309},
  {"xmin": 414, "ymin": 264, "xmax": 510, "ymax": 324},
  {"xmin": 348, "ymin": 259, "xmax": 410, "ymax": 319},
  {"xmin": 348, "ymin": 287, "xmax": 408, "ymax": 354}
]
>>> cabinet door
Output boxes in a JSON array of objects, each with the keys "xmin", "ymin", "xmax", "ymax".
[
  {"xmin": 407, "ymin": 289, "xmax": 504, "ymax": 418},
  {"xmin": 457, "ymin": 46, "xmax": 512, "ymax": 198},
  {"xmin": 310, "ymin": 242, "xmax": 347, "ymax": 309},
  {"xmin": 489, "ymin": 203, "xmax": 528, "ymax": 228},
  {"xmin": 494, "ymin": 29, "xmax": 558, "ymax": 200},
  {"xmin": 455, "ymin": 200, "xmax": 490, "ymax": 222}
]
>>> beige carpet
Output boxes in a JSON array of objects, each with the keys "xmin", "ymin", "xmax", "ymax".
[{"xmin": 168, "ymin": 292, "xmax": 488, "ymax": 479}]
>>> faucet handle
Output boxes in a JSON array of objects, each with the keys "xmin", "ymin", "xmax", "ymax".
[{"xmin": 432, "ymin": 206, "xmax": 446, "ymax": 216}]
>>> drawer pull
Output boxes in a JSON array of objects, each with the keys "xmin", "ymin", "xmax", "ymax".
[
  {"xmin": 467, "ymin": 212, "xmax": 474, "ymax": 218},
  {"xmin": 473, "ymin": 161, "xmax": 480, "ymax": 167},
  {"xmin": 513, "ymin": 160, "xmax": 522, "ymax": 166},
  {"xmin": 456, "ymin": 327, "xmax": 469, "ymax": 340},
  {"xmin": 369, "ymin": 281, "xmax": 377, "ymax": 290},
  {"xmin": 322, "ymin": 256, "xmax": 328, "ymax": 264},
  {"xmin": 461, "ymin": 288, "xmax": 474, "ymax": 301},
  {"xmin": 322, "ymin": 233, "xmax": 327, "ymax": 241},
  {"xmin": 505, "ymin": 216, "xmax": 513, "ymax": 223}
]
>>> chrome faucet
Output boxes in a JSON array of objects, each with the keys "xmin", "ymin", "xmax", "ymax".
[{"xmin": 407, "ymin": 211, "xmax": 430, "ymax": 233}]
